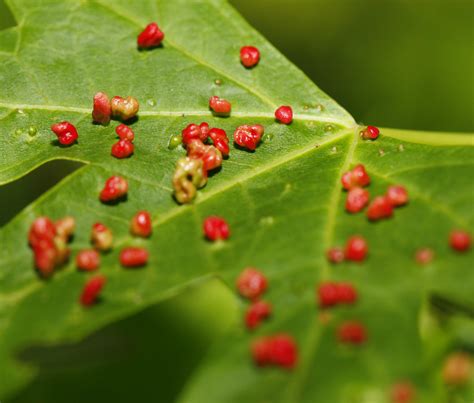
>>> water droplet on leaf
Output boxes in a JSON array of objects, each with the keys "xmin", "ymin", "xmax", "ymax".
[
  {"xmin": 262, "ymin": 132, "xmax": 274, "ymax": 143},
  {"xmin": 146, "ymin": 99, "xmax": 156, "ymax": 107},
  {"xmin": 28, "ymin": 126, "xmax": 37, "ymax": 136}
]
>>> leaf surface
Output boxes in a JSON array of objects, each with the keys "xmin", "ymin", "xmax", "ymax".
[{"xmin": 0, "ymin": 0, "xmax": 473, "ymax": 401}]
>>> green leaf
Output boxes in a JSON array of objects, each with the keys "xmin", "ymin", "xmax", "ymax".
[{"xmin": 0, "ymin": 0, "xmax": 473, "ymax": 402}]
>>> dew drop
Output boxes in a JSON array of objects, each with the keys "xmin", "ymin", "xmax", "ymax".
[
  {"xmin": 330, "ymin": 146, "xmax": 338, "ymax": 154},
  {"xmin": 14, "ymin": 128, "xmax": 22, "ymax": 136},
  {"xmin": 146, "ymin": 98, "xmax": 156, "ymax": 107},
  {"xmin": 378, "ymin": 149, "xmax": 385, "ymax": 157},
  {"xmin": 28, "ymin": 126, "xmax": 37, "ymax": 136},
  {"xmin": 315, "ymin": 104, "xmax": 324, "ymax": 112},
  {"xmin": 17, "ymin": 109, "xmax": 25, "ymax": 115},
  {"xmin": 398, "ymin": 144, "xmax": 405, "ymax": 152},
  {"xmin": 324, "ymin": 124, "xmax": 334, "ymax": 132},
  {"xmin": 214, "ymin": 79, "xmax": 222, "ymax": 86},
  {"xmin": 262, "ymin": 132, "xmax": 274, "ymax": 143}
]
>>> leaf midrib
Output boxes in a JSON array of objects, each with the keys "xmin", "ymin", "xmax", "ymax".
[{"xmin": 0, "ymin": 101, "xmax": 353, "ymax": 127}]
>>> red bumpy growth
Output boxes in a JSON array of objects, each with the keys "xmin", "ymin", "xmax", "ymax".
[
  {"xmin": 251, "ymin": 334, "xmax": 298, "ymax": 369},
  {"xmin": 386, "ymin": 185, "xmax": 409, "ymax": 207},
  {"xmin": 326, "ymin": 247, "xmax": 345, "ymax": 264},
  {"xmin": 209, "ymin": 96, "xmax": 231, "ymax": 116},
  {"xmin": 415, "ymin": 248, "xmax": 434, "ymax": 265},
  {"xmin": 240, "ymin": 46, "xmax": 260, "ymax": 68},
  {"xmin": 367, "ymin": 196, "xmax": 394, "ymax": 221},
  {"xmin": 111, "ymin": 139, "xmax": 134, "ymax": 159},
  {"xmin": 51, "ymin": 121, "xmax": 78, "ymax": 146},
  {"xmin": 390, "ymin": 381, "xmax": 416, "ymax": 403},
  {"xmin": 275, "ymin": 105, "xmax": 293, "ymax": 124},
  {"xmin": 345, "ymin": 235, "xmax": 368, "ymax": 261},
  {"xmin": 233, "ymin": 124, "xmax": 264, "ymax": 151},
  {"xmin": 245, "ymin": 300, "xmax": 272, "ymax": 330},
  {"xmin": 182, "ymin": 123, "xmax": 209, "ymax": 145},
  {"xmin": 317, "ymin": 282, "xmax": 357, "ymax": 307},
  {"xmin": 137, "ymin": 22, "xmax": 164, "ymax": 48},
  {"xmin": 346, "ymin": 187, "xmax": 370, "ymax": 213},
  {"xmin": 80, "ymin": 275, "xmax": 106, "ymax": 307},
  {"xmin": 91, "ymin": 222, "xmax": 113, "ymax": 251},
  {"xmin": 360, "ymin": 125, "xmax": 380, "ymax": 140},
  {"xmin": 236, "ymin": 268, "xmax": 268, "ymax": 300},
  {"xmin": 203, "ymin": 216, "xmax": 230, "ymax": 241},
  {"xmin": 92, "ymin": 92, "xmax": 111, "ymax": 125},
  {"xmin": 116, "ymin": 124, "xmax": 135, "ymax": 141},
  {"xmin": 337, "ymin": 320, "xmax": 367, "ymax": 344},
  {"xmin": 120, "ymin": 247, "xmax": 149, "ymax": 267},
  {"xmin": 76, "ymin": 249, "xmax": 100, "ymax": 271},
  {"xmin": 130, "ymin": 210, "xmax": 152, "ymax": 237},
  {"xmin": 341, "ymin": 164, "xmax": 370, "ymax": 190},
  {"xmin": 209, "ymin": 128, "xmax": 230, "ymax": 156},
  {"xmin": 99, "ymin": 176, "xmax": 128, "ymax": 202},
  {"xmin": 449, "ymin": 230, "xmax": 471, "ymax": 252}
]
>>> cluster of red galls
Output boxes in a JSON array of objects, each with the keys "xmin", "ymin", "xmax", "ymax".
[
  {"xmin": 28, "ymin": 211, "xmax": 152, "ymax": 306},
  {"xmin": 51, "ymin": 92, "xmax": 138, "ymax": 161},
  {"xmin": 41, "ymin": 20, "xmax": 473, "ymax": 386},
  {"xmin": 203, "ymin": 219, "xmax": 296, "ymax": 368},
  {"xmin": 342, "ymin": 163, "xmax": 409, "ymax": 220}
]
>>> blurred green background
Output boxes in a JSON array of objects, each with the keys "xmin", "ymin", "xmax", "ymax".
[{"xmin": 1, "ymin": 1, "xmax": 472, "ymax": 401}]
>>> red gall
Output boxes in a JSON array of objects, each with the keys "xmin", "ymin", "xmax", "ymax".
[
  {"xmin": 92, "ymin": 92, "xmax": 111, "ymax": 125},
  {"xmin": 251, "ymin": 334, "xmax": 298, "ymax": 369},
  {"xmin": 137, "ymin": 22, "xmax": 164, "ymax": 49},
  {"xmin": 345, "ymin": 235, "xmax": 368, "ymax": 261},
  {"xmin": 208, "ymin": 128, "xmax": 230, "ymax": 156},
  {"xmin": 111, "ymin": 139, "xmax": 134, "ymax": 159},
  {"xmin": 236, "ymin": 268, "xmax": 268, "ymax": 300},
  {"xmin": 233, "ymin": 124, "xmax": 264, "ymax": 151},
  {"xmin": 367, "ymin": 196, "xmax": 394, "ymax": 221},
  {"xmin": 390, "ymin": 381, "xmax": 416, "ymax": 403},
  {"xmin": 99, "ymin": 176, "xmax": 128, "ymax": 203},
  {"xmin": 359, "ymin": 125, "xmax": 380, "ymax": 140},
  {"xmin": 115, "ymin": 124, "xmax": 135, "ymax": 142},
  {"xmin": 245, "ymin": 300, "xmax": 272, "ymax": 330},
  {"xmin": 51, "ymin": 121, "xmax": 78, "ymax": 146},
  {"xmin": 346, "ymin": 187, "xmax": 370, "ymax": 213},
  {"xmin": 130, "ymin": 210, "xmax": 152, "ymax": 237},
  {"xmin": 187, "ymin": 140, "xmax": 223, "ymax": 172},
  {"xmin": 80, "ymin": 275, "xmax": 106, "ymax": 307},
  {"xmin": 240, "ymin": 46, "xmax": 260, "ymax": 68},
  {"xmin": 76, "ymin": 249, "xmax": 100, "ymax": 272},
  {"xmin": 203, "ymin": 216, "xmax": 230, "ymax": 241},
  {"xmin": 275, "ymin": 105, "xmax": 293, "ymax": 124},
  {"xmin": 182, "ymin": 123, "xmax": 209, "ymax": 145},
  {"xmin": 415, "ymin": 248, "xmax": 434, "ymax": 265},
  {"xmin": 337, "ymin": 320, "xmax": 367, "ymax": 344},
  {"xmin": 326, "ymin": 247, "xmax": 345, "ymax": 264},
  {"xmin": 386, "ymin": 185, "xmax": 409, "ymax": 207},
  {"xmin": 449, "ymin": 229, "xmax": 471, "ymax": 252},
  {"xmin": 91, "ymin": 222, "xmax": 113, "ymax": 251},
  {"xmin": 341, "ymin": 164, "xmax": 370, "ymax": 190},
  {"xmin": 209, "ymin": 96, "xmax": 231, "ymax": 116},
  {"xmin": 120, "ymin": 247, "xmax": 149, "ymax": 267}
]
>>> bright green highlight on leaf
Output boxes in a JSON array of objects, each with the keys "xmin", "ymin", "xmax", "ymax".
[{"xmin": 0, "ymin": 0, "xmax": 473, "ymax": 402}]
